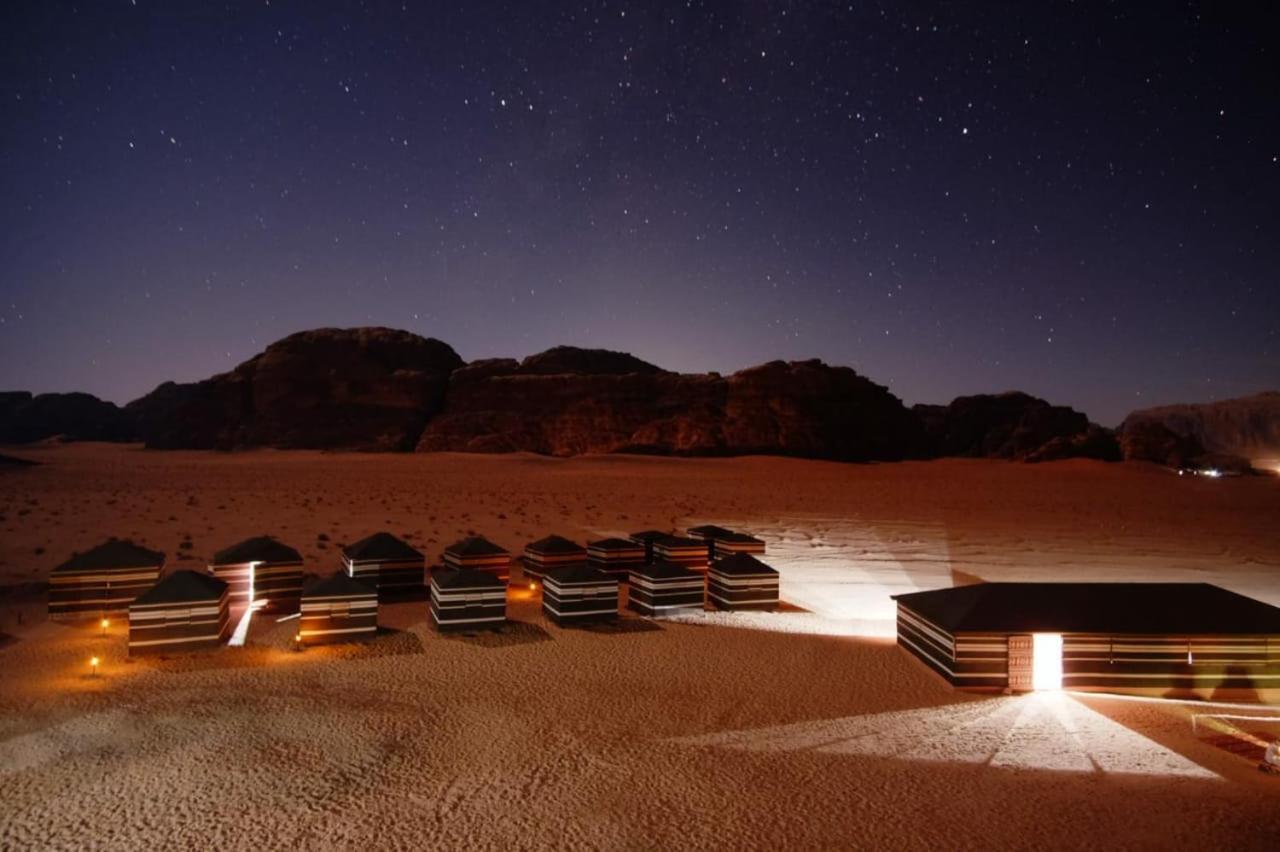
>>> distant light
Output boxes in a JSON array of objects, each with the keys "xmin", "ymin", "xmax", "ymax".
[
  {"xmin": 100, "ymin": 617, "xmax": 109, "ymax": 635},
  {"xmin": 89, "ymin": 656, "xmax": 100, "ymax": 676},
  {"xmin": 529, "ymin": 582, "xmax": 538, "ymax": 590},
  {"xmin": 1203, "ymin": 468, "xmax": 1222, "ymax": 478}
]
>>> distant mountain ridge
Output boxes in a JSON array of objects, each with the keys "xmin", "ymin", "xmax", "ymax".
[
  {"xmin": 1118, "ymin": 392, "xmax": 1280, "ymax": 465},
  {"xmin": 3, "ymin": 327, "xmax": 1272, "ymax": 467}
]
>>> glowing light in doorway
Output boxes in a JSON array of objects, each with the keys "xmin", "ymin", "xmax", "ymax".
[{"xmin": 1032, "ymin": 633, "xmax": 1063, "ymax": 691}]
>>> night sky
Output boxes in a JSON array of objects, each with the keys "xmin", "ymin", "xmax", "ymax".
[{"xmin": 2, "ymin": 2, "xmax": 1276, "ymax": 425}]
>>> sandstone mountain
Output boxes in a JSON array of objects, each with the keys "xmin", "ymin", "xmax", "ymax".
[
  {"xmin": 0, "ymin": 326, "xmax": 1190, "ymax": 464},
  {"xmin": 1118, "ymin": 392, "xmax": 1280, "ymax": 465},
  {"xmin": 912, "ymin": 392, "xmax": 1119, "ymax": 461},
  {"xmin": 127, "ymin": 328, "xmax": 463, "ymax": 451}
]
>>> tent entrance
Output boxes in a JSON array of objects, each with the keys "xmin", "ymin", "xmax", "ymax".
[{"xmin": 1008, "ymin": 633, "xmax": 1063, "ymax": 692}]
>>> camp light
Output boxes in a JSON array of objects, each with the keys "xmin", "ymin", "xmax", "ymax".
[
  {"xmin": 100, "ymin": 617, "xmax": 109, "ymax": 635},
  {"xmin": 89, "ymin": 656, "xmax": 100, "ymax": 676}
]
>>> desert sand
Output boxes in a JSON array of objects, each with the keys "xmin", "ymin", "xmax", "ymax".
[{"xmin": 1, "ymin": 444, "xmax": 1279, "ymax": 850}]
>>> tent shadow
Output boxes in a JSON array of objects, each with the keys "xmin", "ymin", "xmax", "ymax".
[
  {"xmin": 440, "ymin": 619, "xmax": 553, "ymax": 648},
  {"xmin": 578, "ymin": 618, "xmax": 664, "ymax": 635}
]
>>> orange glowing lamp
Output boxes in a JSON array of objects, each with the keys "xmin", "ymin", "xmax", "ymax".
[
  {"xmin": 100, "ymin": 617, "xmax": 110, "ymax": 635},
  {"xmin": 529, "ymin": 582, "xmax": 538, "ymax": 590},
  {"xmin": 89, "ymin": 656, "xmax": 100, "ymax": 676}
]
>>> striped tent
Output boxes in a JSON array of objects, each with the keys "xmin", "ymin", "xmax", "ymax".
[
  {"xmin": 708, "ymin": 553, "xmax": 780, "ymax": 611},
  {"xmin": 893, "ymin": 583, "xmax": 1280, "ymax": 698},
  {"xmin": 49, "ymin": 539, "xmax": 164, "ymax": 619},
  {"xmin": 543, "ymin": 563, "xmax": 620, "ymax": 626},
  {"xmin": 653, "ymin": 535, "xmax": 710, "ymax": 571},
  {"xmin": 209, "ymin": 536, "xmax": 304, "ymax": 614},
  {"xmin": 685, "ymin": 525, "xmax": 736, "ymax": 560},
  {"xmin": 628, "ymin": 560, "xmax": 705, "ymax": 616},
  {"xmin": 430, "ymin": 566, "xmax": 507, "ymax": 631},
  {"xmin": 522, "ymin": 535, "xmax": 586, "ymax": 581},
  {"xmin": 442, "ymin": 536, "xmax": 511, "ymax": 579},
  {"xmin": 711, "ymin": 531, "xmax": 766, "ymax": 557},
  {"xmin": 128, "ymin": 570, "xmax": 229, "ymax": 655},
  {"xmin": 342, "ymin": 532, "xmax": 424, "ymax": 594},
  {"xmin": 586, "ymin": 537, "xmax": 646, "ymax": 579},
  {"xmin": 299, "ymin": 572, "xmax": 378, "ymax": 646},
  {"xmin": 628, "ymin": 530, "xmax": 671, "ymax": 564}
]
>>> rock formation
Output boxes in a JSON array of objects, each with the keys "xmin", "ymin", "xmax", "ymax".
[
  {"xmin": 0, "ymin": 391, "xmax": 135, "ymax": 444},
  {"xmin": 127, "ymin": 327, "xmax": 463, "ymax": 450},
  {"xmin": 1118, "ymin": 392, "xmax": 1280, "ymax": 464},
  {"xmin": 12, "ymin": 326, "xmax": 1240, "ymax": 466},
  {"xmin": 912, "ymin": 392, "xmax": 1119, "ymax": 462},
  {"xmin": 417, "ymin": 354, "xmax": 925, "ymax": 460}
]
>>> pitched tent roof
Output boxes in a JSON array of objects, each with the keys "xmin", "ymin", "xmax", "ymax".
[
  {"xmin": 211, "ymin": 536, "xmax": 303, "ymax": 566},
  {"xmin": 546, "ymin": 563, "xmax": 617, "ymax": 584},
  {"xmin": 55, "ymin": 539, "xmax": 165, "ymax": 573},
  {"xmin": 892, "ymin": 582, "xmax": 1280, "ymax": 635},
  {"xmin": 444, "ymin": 536, "xmax": 508, "ymax": 557},
  {"xmin": 432, "ymin": 566, "xmax": 506, "ymax": 590},
  {"xmin": 716, "ymin": 532, "xmax": 764, "ymax": 546},
  {"xmin": 713, "ymin": 553, "xmax": 778, "ymax": 576},
  {"xmin": 343, "ymin": 532, "xmax": 423, "ymax": 562},
  {"xmin": 304, "ymin": 571, "xmax": 375, "ymax": 598},
  {"xmin": 656, "ymin": 535, "xmax": 706, "ymax": 548},
  {"xmin": 632, "ymin": 559, "xmax": 701, "ymax": 580},
  {"xmin": 687, "ymin": 524, "xmax": 736, "ymax": 538},
  {"xmin": 589, "ymin": 537, "xmax": 644, "ymax": 551},
  {"xmin": 132, "ymin": 570, "xmax": 226, "ymax": 606},
  {"xmin": 526, "ymin": 535, "xmax": 585, "ymax": 555}
]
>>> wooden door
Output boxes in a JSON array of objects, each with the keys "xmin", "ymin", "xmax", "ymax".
[{"xmin": 1007, "ymin": 634, "xmax": 1033, "ymax": 692}]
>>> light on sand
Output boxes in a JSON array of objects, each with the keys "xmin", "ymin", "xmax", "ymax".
[
  {"xmin": 89, "ymin": 657, "xmax": 100, "ymax": 676},
  {"xmin": 1032, "ymin": 633, "xmax": 1063, "ymax": 691},
  {"xmin": 529, "ymin": 581, "xmax": 538, "ymax": 590},
  {"xmin": 100, "ymin": 618, "xmax": 109, "ymax": 636},
  {"xmin": 674, "ymin": 692, "xmax": 1217, "ymax": 779}
]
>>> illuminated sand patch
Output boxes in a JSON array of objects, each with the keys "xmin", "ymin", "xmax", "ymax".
[{"xmin": 673, "ymin": 692, "xmax": 1217, "ymax": 779}]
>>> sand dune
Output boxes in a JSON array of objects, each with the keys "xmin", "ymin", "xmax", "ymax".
[{"xmin": 1, "ymin": 445, "xmax": 1278, "ymax": 849}]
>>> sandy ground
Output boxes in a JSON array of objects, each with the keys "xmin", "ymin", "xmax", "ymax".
[{"xmin": 1, "ymin": 444, "xmax": 1279, "ymax": 850}]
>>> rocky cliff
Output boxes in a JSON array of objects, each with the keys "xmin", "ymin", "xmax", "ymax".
[
  {"xmin": 2, "ymin": 326, "xmax": 1198, "ymax": 464},
  {"xmin": 127, "ymin": 327, "xmax": 463, "ymax": 450},
  {"xmin": 0, "ymin": 391, "xmax": 135, "ymax": 444},
  {"xmin": 1118, "ymin": 392, "xmax": 1280, "ymax": 464},
  {"xmin": 912, "ymin": 392, "xmax": 1119, "ymax": 462},
  {"xmin": 417, "ymin": 355, "xmax": 925, "ymax": 460}
]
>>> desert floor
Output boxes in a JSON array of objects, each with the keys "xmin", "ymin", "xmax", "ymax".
[{"xmin": 1, "ymin": 444, "xmax": 1278, "ymax": 850}]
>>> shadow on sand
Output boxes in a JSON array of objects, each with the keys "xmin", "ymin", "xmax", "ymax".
[
  {"xmin": 578, "ymin": 617, "xmax": 665, "ymax": 635},
  {"xmin": 438, "ymin": 619, "xmax": 553, "ymax": 648}
]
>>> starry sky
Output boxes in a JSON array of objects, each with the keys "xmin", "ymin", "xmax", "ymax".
[{"xmin": 2, "ymin": 1, "xmax": 1276, "ymax": 426}]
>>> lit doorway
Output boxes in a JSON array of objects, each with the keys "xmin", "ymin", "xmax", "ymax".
[{"xmin": 1032, "ymin": 633, "xmax": 1063, "ymax": 691}]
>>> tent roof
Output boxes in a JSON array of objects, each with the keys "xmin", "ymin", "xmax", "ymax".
[
  {"xmin": 431, "ymin": 566, "xmax": 507, "ymax": 590},
  {"xmin": 588, "ymin": 537, "xmax": 644, "ymax": 551},
  {"xmin": 629, "ymin": 529, "xmax": 672, "ymax": 542},
  {"xmin": 892, "ymin": 582, "xmax": 1280, "ymax": 635},
  {"xmin": 343, "ymin": 532, "xmax": 423, "ymax": 562},
  {"xmin": 687, "ymin": 524, "xmax": 736, "ymax": 538},
  {"xmin": 211, "ymin": 536, "xmax": 302, "ymax": 566},
  {"xmin": 132, "ymin": 570, "xmax": 226, "ymax": 606},
  {"xmin": 712, "ymin": 553, "xmax": 778, "ymax": 577},
  {"xmin": 631, "ymin": 559, "xmax": 701, "ymax": 580},
  {"xmin": 304, "ymin": 571, "xmax": 375, "ymax": 599},
  {"xmin": 525, "ymin": 535, "xmax": 586, "ymax": 555},
  {"xmin": 444, "ymin": 536, "xmax": 508, "ymax": 557},
  {"xmin": 55, "ymin": 539, "xmax": 164, "ymax": 573},
  {"xmin": 716, "ymin": 531, "xmax": 764, "ymax": 545},
  {"xmin": 546, "ymin": 563, "xmax": 617, "ymax": 584},
  {"xmin": 656, "ymin": 535, "xmax": 706, "ymax": 549}
]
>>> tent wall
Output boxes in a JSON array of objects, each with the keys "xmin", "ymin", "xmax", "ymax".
[{"xmin": 128, "ymin": 594, "xmax": 230, "ymax": 655}]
